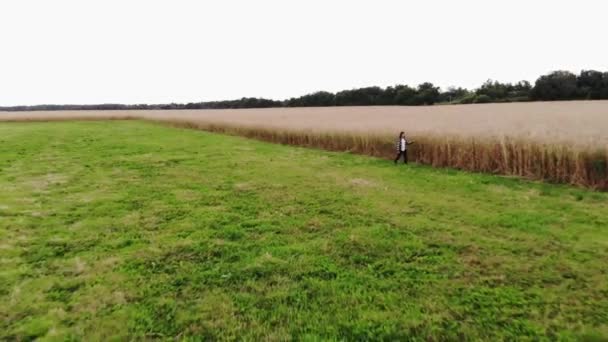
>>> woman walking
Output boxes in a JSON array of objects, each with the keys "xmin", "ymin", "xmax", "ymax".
[{"xmin": 394, "ymin": 132, "xmax": 414, "ymax": 164}]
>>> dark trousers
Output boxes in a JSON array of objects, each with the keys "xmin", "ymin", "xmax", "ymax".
[{"xmin": 394, "ymin": 150, "xmax": 408, "ymax": 164}]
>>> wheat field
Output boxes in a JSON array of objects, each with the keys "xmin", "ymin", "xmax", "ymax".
[{"xmin": 2, "ymin": 100, "xmax": 608, "ymax": 189}]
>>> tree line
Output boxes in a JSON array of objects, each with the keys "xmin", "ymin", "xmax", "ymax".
[{"xmin": 2, "ymin": 70, "xmax": 607, "ymax": 111}]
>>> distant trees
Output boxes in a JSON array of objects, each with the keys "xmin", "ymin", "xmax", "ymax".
[
  {"xmin": 512, "ymin": 81, "xmax": 533, "ymax": 100},
  {"xmin": 530, "ymin": 71, "xmax": 578, "ymax": 100},
  {"xmin": 477, "ymin": 80, "xmax": 510, "ymax": 100},
  {"xmin": 285, "ymin": 91, "xmax": 335, "ymax": 107},
  {"xmin": 529, "ymin": 70, "xmax": 608, "ymax": 101},
  {"xmin": 415, "ymin": 83, "xmax": 440, "ymax": 105},
  {"xmin": 576, "ymin": 70, "xmax": 608, "ymax": 100},
  {"xmin": 455, "ymin": 80, "xmax": 534, "ymax": 104},
  {"xmin": 334, "ymin": 87, "xmax": 384, "ymax": 106},
  {"xmin": 2, "ymin": 70, "xmax": 607, "ymax": 112},
  {"xmin": 476, "ymin": 80, "xmax": 531, "ymax": 101},
  {"xmin": 394, "ymin": 85, "xmax": 418, "ymax": 105},
  {"xmin": 603, "ymin": 72, "xmax": 608, "ymax": 99},
  {"xmin": 286, "ymin": 83, "xmax": 443, "ymax": 107},
  {"xmin": 438, "ymin": 87, "xmax": 470, "ymax": 103}
]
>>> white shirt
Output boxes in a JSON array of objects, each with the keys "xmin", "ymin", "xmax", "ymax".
[{"xmin": 400, "ymin": 138, "xmax": 407, "ymax": 151}]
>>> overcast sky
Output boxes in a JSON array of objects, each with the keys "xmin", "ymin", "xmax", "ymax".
[{"xmin": 1, "ymin": 0, "xmax": 606, "ymax": 106}]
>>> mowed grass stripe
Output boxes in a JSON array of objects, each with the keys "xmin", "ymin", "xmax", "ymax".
[{"xmin": 0, "ymin": 121, "xmax": 607, "ymax": 340}]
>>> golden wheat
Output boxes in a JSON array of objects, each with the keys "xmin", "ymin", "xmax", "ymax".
[
  {"xmin": 160, "ymin": 119, "xmax": 607, "ymax": 190},
  {"xmin": 1, "ymin": 101, "xmax": 607, "ymax": 190}
]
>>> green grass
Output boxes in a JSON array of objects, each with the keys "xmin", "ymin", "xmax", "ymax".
[{"xmin": 1, "ymin": 121, "xmax": 607, "ymax": 340}]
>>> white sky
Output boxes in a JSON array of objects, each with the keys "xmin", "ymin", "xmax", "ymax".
[{"xmin": 1, "ymin": 0, "xmax": 606, "ymax": 106}]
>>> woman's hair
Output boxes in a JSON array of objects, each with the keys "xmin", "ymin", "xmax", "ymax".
[{"xmin": 399, "ymin": 131, "xmax": 404, "ymax": 138}]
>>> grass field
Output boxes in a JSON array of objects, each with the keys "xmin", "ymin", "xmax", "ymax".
[{"xmin": 1, "ymin": 121, "xmax": 607, "ymax": 340}]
